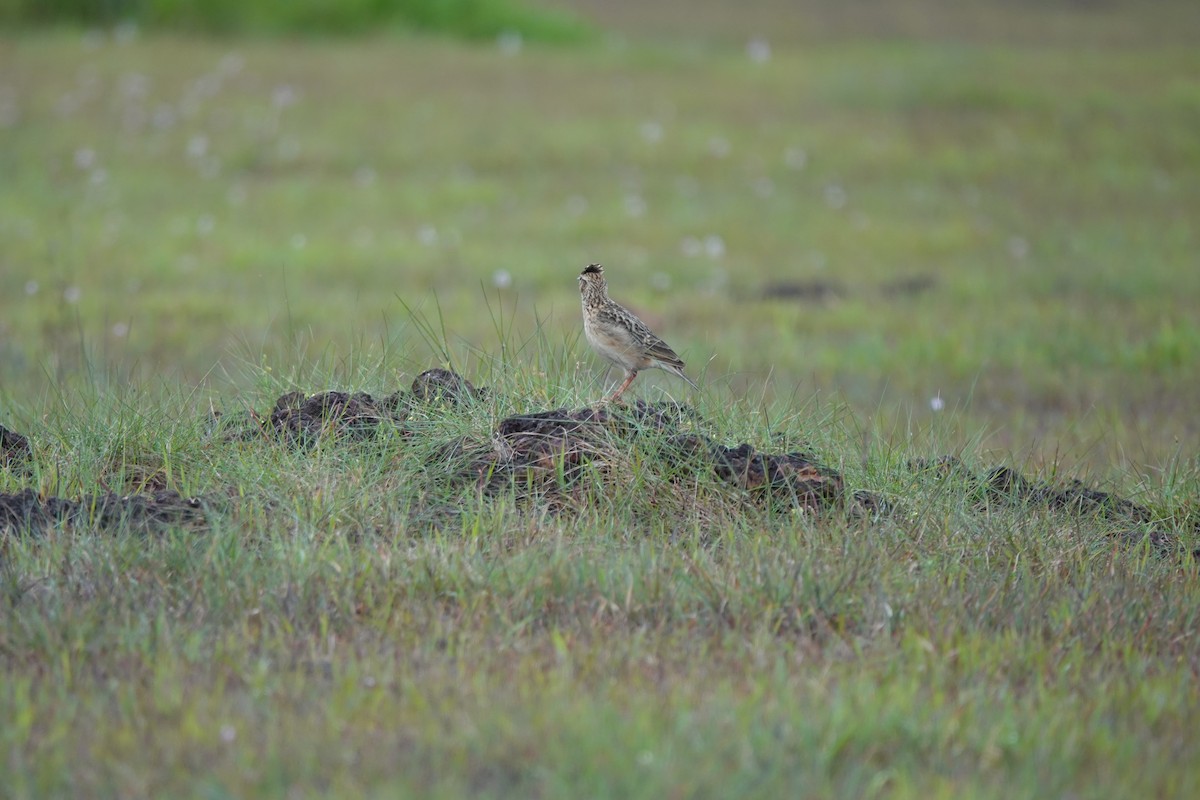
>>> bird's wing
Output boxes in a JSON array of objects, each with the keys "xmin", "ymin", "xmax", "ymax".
[{"xmin": 619, "ymin": 307, "xmax": 685, "ymax": 368}]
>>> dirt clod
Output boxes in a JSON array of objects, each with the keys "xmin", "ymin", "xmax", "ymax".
[
  {"xmin": 0, "ymin": 488, "xmax": 209, "ymax": 537},
  {"xmin": 913, "ymin": 456, "xmax": 1196, "ymax": 558},
  {"xmin": 410, "ymin": 368, "xmax": 481, "ymax": 406},
  {"xmin": 760, "ymin": 280, "xmax": 842, "ymax": 303},
  {"xmin": 1, "ymin": 425, "xmax": 32, "ymax": 470},
  {"xmin": 438, "ymin": 399, "xmax": 845, "ymax": 511},
  {"xmin": 268, "ymin": 390, "xmax": 408, "ymax": 446},
  {"xmin": 666, "ymin": 435, "xmax": 842, "ymax": 510}
]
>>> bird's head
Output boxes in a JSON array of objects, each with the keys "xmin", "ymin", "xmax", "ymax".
[{"xmin": 579, "ymin": 263, "xmax": 606, "ymax": 296}]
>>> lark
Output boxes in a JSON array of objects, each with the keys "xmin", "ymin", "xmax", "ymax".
[{"xmin": 578, "ymin": 263, "xmax": 698, "ymax": 402}]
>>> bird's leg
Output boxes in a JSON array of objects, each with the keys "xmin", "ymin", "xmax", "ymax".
[{"xmin": 607, "ymin": 370, "xmax": 638, "ymax": 403}]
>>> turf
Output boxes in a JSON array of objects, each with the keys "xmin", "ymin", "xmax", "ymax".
[{"xmin": 1, "ymin": 1, "xmax": 1199, "ymax": 796}]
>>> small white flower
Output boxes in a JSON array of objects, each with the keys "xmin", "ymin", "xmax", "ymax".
[
  {"xmin": 0, "ymin": 97, "xmax": 18, "ymax": 129},
  {"xmin": 63, "ymin": 286, "xmax": 82, "ymax": 304},
  {"xmin": 197, "ymin": 158, "xmax": 221, "ymax": 180},
  {"xmin": 119, "ymin": 72, "xmax": 149, "ymax": 99},
  {"xmin": 186, "ymin": 134, "xmax": 208, "ymax": 159},
  {"xmin": 55, "ymin": 94, "xmax": 80, "ymax": 118},
  {"xmin": 680, "ymin": 236, "xmax": 702, "ymax": 258},
  {"xmin": 111, "ymin": 322, "xmax": 129, "ymax": 338},
  {"xmin": 271, "ymin": 84, "xmax": 298, "ymax": 109},
  {"xmin": 639, "ymin": 121, "xmax": 664, "ymax": 143},
  {"xmin": 703, "ymin": 234, "xmax": 725, "ymax": 259},
  {"xmin": 497, "ymin": 30, "xmax": 523, "ymax": 56},
  {"xmin": 192, "ymin": 74, "xmax": 221, "ymax": 99},
  {"xmin": 930, "ymin": 394, "xmax": 945, "ymax": 412},
  {"xmin": 113, "ymin": 21, "xmax": 139, "ymax": 45},
  {"xmin": 785, "ymin": 147, "xmax": 808, "ymax": 170},
  {"xmin": 353, "ymin": 166, "xmax": 377, "ymax": 187},
  {"xmin": 824, "ymin": 184, "xmax": 847, "ymax": 210},
  {"xmin": 277, "ymin": 138, "xmax": 301, "ymax": 161},
  {"xmin": 492, "ymin": 269, "xmax": 513, "ymax": 289},
  {"xmin": 565, "ymin": 194, "xmax": 588, "ymax": 216},
  {"xmin": 152, "ymin": 105, "xmax": 176, "ymax": 130},
  {"xmin": 219, "ymin": 53, "xmax": 245, "ymax": 76},
  {"xmin": 747, "ymin": 39, "xmax": 771, "ymax": 63}
]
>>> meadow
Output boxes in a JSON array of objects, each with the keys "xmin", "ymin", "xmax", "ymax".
[{"xmin": 1, "ymin": 0, "xmax": 1199, "ymax": 796}]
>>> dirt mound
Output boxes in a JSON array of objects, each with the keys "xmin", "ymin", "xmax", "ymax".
[
  {"xmin": 268, "ymin": 390, "xmax": 409, "ymax": 446},
  {"xmin": 213, "ymin": 369, "xmax": 482, "ymax": 447},
  {"xmin": 912, "ymin": 456, "xmax": 1153, "ymax": 522},
  {"xmin": 664, "ymin": 435, "xmax": 844, "ymax": 509},
  {"xmin": 435, "ymin": 400, "xmax": 848, "ymax": 512},
  {"xmin": 759, "ymin": 275, "xmax": 936, "ymax": 303},
  {"xmin": 0, "ymin": 488, "xmax": 209, "ymax": 537},
  {"xmin": 409, "ymin": 367, "xmax": 483, "ymax": 405},
  {"xmin": 913, "ymin": 456, "xmax": 1195, "ymax": 556},
  {"xmin": 1, "ymin": 425, "xmax": 32, "ymax": 470}
]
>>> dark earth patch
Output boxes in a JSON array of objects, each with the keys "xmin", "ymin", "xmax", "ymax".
[
  {"xmin": 881, "ymin": 275, "xmax": 937, "ymax": 298},
  {"xmin": 912, "ymin": 455, "xmax": 1197, "ymax": 557},
  {"xmin": 432, "ymin": 401, "xmax": 843, "ymax": 511},
  {"xmin": 760, "ymin": 280, "xmax": 843, "ymax": 303},
  {"xmin": 0, "ymin": 488, "xmax": 209, "ymax": 537},
  {"xmin": 758, "ymin": 275, "xmax": 936, "ymax": 303},
  {"xmin": 1, "ymin": 425, "xmax": 32, "ymax": 471},
  {"xmin": 210, "ymin": 368, "xmax": 482, "ymax": 447},
  {"xmin": 267, "ymin": 389, "xmax": 410, "ymax": 447}
]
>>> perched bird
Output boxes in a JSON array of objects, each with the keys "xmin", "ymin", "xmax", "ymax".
[{"xmin": 578, "ymin": 263, "xmax": 699, "ymax": 402}]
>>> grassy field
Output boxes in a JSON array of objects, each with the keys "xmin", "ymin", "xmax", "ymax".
[{"xmin": 2, "ymin": 1, "xmax": 1200, "ymax": 796}]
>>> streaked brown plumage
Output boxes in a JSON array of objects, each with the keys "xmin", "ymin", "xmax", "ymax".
[{"xmin": 578, "ymin": 263, "xmax": 698, "ymax": 402}]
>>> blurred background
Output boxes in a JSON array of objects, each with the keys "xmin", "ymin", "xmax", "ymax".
[{"xmin": 1, "ymin": 0, "xmax": 1197, "ymax": 472}]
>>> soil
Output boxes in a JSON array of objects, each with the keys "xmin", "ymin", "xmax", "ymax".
[
  {"xmin": 1, "ymin": 370, "xmax": 1194, "ymax": 558},
  {"xmin": 758, "ymin": 275, "xmax": 936, "ymax": 303},
  {"xmin": 434, "ymin": 401, "xmax": 844, "ymax": 511},
  {"xmin": 0, "ymin": 488, "xmax": 209, "ymax": 537},
  {"xmin": 1, "ymin": 425, "xmax": 32, "ymax": 471}
]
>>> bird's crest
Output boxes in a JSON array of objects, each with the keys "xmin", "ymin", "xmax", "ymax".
[{"xmin": 581, "ymin": 263, "xmax": 604, "ymax": 276}]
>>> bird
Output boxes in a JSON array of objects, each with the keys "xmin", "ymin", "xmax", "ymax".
[{"xmin": 578, "ymin": 263, "xmax": 699, "ymax": 402}]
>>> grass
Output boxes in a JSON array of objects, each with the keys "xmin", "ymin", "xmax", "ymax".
[
  {"xmin": 2, "ymin": 1, "xmax": 1200, "ymax": 796},
  {"xmin": 3, "ymin": 351, "xmax": 1197, "ymax": 797},
  {"xmin": 0, "ymin": 0, "xmax": 595, "ymax": 41}
]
